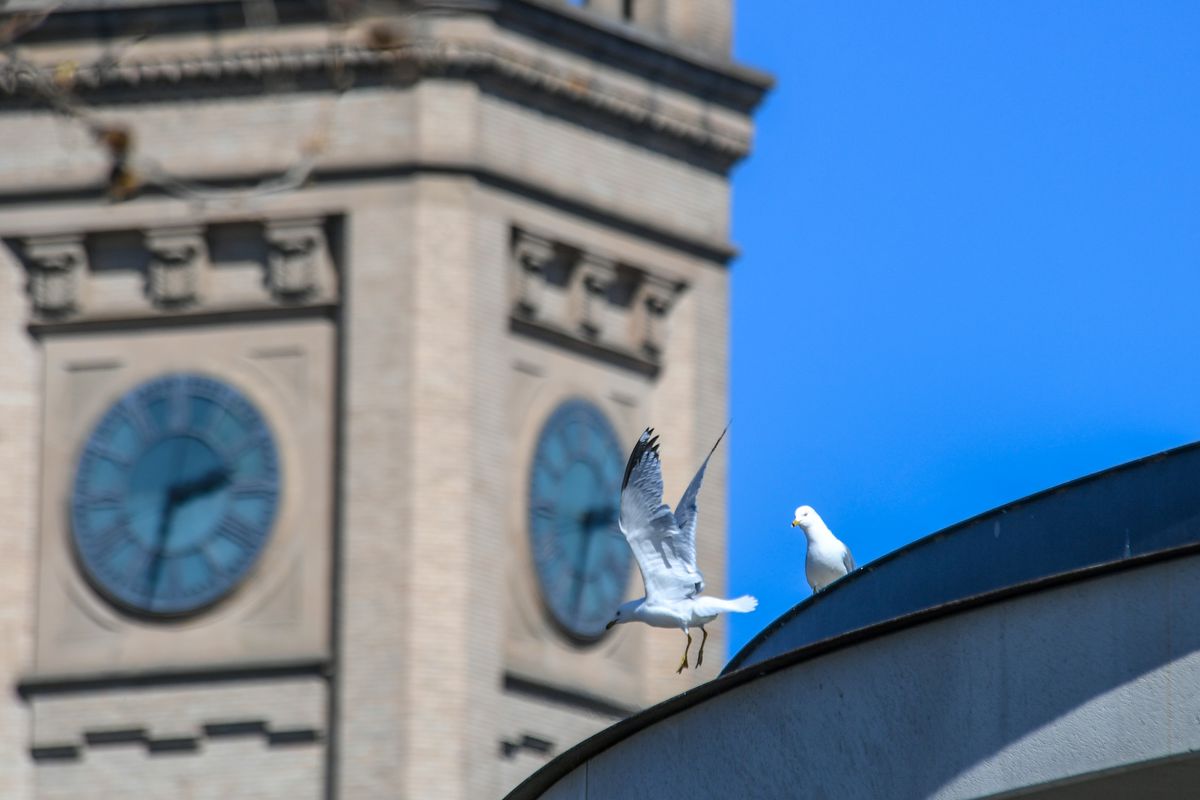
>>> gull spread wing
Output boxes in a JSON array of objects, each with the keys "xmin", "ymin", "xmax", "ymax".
[
  {"xmin": 670, "ymin": 425, "xmax": 729, "ymax": 595},
  {"xmin": 619, "ymin": 428, "xmax": 705, "ymax": 604}
]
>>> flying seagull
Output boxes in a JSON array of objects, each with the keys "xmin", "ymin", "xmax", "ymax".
[
  {"xmin": 792, "ymin": 505, "xmax": 855, "ymax": 593},
  {"xmin": 606, "ymin": 427, "xmax": 758, "ymax": 673}
]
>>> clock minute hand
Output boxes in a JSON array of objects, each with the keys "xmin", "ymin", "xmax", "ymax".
[
  {"xmin": 569, "ymin": 509, "xmax": 606, "ymax": 620},
  {"xmin": 147, "ymin": 491, "xmax": 177, "ymax": 600}
]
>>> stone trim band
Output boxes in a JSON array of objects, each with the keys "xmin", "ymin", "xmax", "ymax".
[{"xmin": 0, "ymin": 37, "xmax": 752, "ymax": 163}]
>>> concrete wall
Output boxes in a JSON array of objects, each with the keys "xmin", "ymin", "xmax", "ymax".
[{"xmin": 534, "ymin": 550, "xmax": 1200, "ymax": 799}]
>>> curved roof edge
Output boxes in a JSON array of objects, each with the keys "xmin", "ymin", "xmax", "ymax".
[
  {"xmin": 504, "ymin": 540, "xmax": 1200, "ymax": 800},
  {"xmin": 726, "ymin": 438, "xmax": 1200, "ymax": 673},
  {"xmin": 506, "ymin": 439, "xmax": 1200, "ymax": 800}
]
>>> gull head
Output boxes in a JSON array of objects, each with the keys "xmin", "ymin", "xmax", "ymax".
[
  {"xmin": 605, "ymin": 598, "xmax": 643, "ymax": 630},
  {"xmin": 792, "ymin": 505, "xmax": 819, "ymax": 530}
]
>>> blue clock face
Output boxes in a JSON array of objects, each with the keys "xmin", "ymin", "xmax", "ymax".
[
  {"xmin": 70, "ymin": 373, "xmax": 281, "ymax": 617},
  {"xmin": 528, "ymin": 399, "xmax": 631, "ymax": 640}
]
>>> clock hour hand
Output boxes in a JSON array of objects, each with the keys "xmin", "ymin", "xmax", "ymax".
[
  {"xmin": 166, "ymin": 467, "xmax": 232, "ymax": 506},
  {"xmin": 147, "ymin": 491, "xmax": 176, "ymax": 600},
  {"xmin": 569, "ymin": 507, "xmax": 612, "ymax": 621},
  {"xmin": 578, "ymin": 506, "xmax": 616, "ymax": 531}
]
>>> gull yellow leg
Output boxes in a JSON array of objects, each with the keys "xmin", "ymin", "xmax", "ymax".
[
  {"xmin": 676, "ymin": 631, "xmax": 693, "ymax": 674},
  {"xmin": 696, "ymin": 627, "xmax": 709, "ymax": 668}
]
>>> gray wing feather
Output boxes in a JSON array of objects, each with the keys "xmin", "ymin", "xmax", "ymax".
[
  {"xmin": 618, "ymin": 428, "xmax": 705, "ymax": 604},
  {"xmin": 671, "ymin": 425, "xmax": 729, "ymax": 594},
  {"xmin": 843, "ymin": 547, "xmax": 856, "ymax": 573}
]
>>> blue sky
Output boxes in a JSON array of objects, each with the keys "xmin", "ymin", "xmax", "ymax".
[{"xmin": 727, "ymin": 2, "xmax": 1200, "ymax": 655}]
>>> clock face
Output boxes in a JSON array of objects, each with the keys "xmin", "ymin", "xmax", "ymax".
[
  {"xmin": 70, "ymin": 373, "xmax": 281, "ymax": 617},
  {"xmin": 528, "ymin": 399, "xmax": 631, "ymax": 641}
]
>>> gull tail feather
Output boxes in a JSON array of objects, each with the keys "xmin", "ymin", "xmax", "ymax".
[{"xmin": 713, "ymin": 595, "xmax": 758, "ymax": 614}]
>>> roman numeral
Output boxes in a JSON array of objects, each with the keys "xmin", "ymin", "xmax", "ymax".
[
  {"xmin": 168, "ymin": 377, "xmax": 190, "ymax": 432},
  {"xmin": 547, "ymin": 571, "xmax": 572, "ymax": 603},
  {"xmin": 222, "ymin": 433, "xmax": 266, "ymax": 463},
  {"xmin": 217, "ymin": 515, "xmax": 261, "ymax": 550},
  {"xmin": 205, "ymin": 407, "xmax": 228, "ymax": 437},
  {"xmin": 158, "ymin": 557, "xmax": 184, "ymax": 600},
  {"xmin": 229, "ymin": 477, "xmax": 277, "ymax": 498},
  {"xmin": 78, "ymin": 490, "xmax": 123, "ymax": 508},
  {"xmin": 559, "ymin": 426, "xmax": 578, "ymax": 459},
  {"xmin": 200, "ymin": 544, "xmax": 226, "ymax": 578},
  {"xmin": 602, "ymin": 550, "xmax": 628, "ymax": 574},
  {"xmin": 120, "ymin": 399, "xmax": 157, "ymax": 443},
  {"xmin": 574, "ymin": 422, "xmax": 589, "ymax": 457},
  {"xmin": 535, "ymin": 536, "xmax": 562, "ymax": 565},
  {"xmin": 88, "ymin": 445, "xmax": 131, "ymax": 467},
  {"xmin": 121, "ymin": 547, "xmax": 155, "ymax": 588},
  {"xmin": 90, "ymin": 517, "xmax": 132, "ymax": 558}
]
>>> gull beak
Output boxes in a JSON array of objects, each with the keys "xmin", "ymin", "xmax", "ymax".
[
  {"xmin": 791, "ymin": 520, "xmax": 800, "ymax": 527},
  {"xmin": 605, "ymin": 619, "xmax": 616, "ymax": 630}
]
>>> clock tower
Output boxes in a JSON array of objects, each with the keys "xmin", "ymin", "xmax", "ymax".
[{"xmin": 0, "ymin": 0, "xmax": 768, "ymax": 797}]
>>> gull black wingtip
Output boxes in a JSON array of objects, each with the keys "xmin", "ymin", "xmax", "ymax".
[
  {"xmin": 623, "ymin": 426, "xmax": 662, "ymax": 490},
  {"xmin": 705, "ymin": 422, "xmax": 730, "ymax": 462}
]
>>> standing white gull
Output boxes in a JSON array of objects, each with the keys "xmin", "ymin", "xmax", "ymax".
[
  {"xmin": 792, "ymin": 505, "xmax": 855, "ymax": 593},
  {"xmin": 605, "ymin": 427, "xmax": 758, "ymax": 673}
]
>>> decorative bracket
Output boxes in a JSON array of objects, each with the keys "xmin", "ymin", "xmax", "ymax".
[
  {"xmin": 265, "ymin": 217, "xmax": 325, "ymax": 301},
  {"xmin": 632, "ymin": 273, "xmax": 680, "ymax": 359},
  {"xmin": 508, "ymin": 227, "xmax": 686, "ymax": 374},
  {"xmin": 145, "ymin": 226, "xmax": 205, "ymax": 307},
  {"xmin": 571, "ymin": 253, "xmax": 617, "ymax": 340},
  {"xmin": 7, "ymin": 216, "xmax": 339, "ymax": 328},
  {"xmin": 23, "ymin": 233, "xmax": 86, "ymax": 318},
  {"xmin": 511, "ymin": 230, "xmax": 561, "ymax": 322}
]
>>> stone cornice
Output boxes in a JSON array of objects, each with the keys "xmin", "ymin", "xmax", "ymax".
[
  {"xmin": 0, "ymin": 162, "xmax": 738, "ymax": 265},
  {"xmin": 0, "ymin": 36, "xmax": 754, "ymax": 162},
  {"xmin": 500, "ymin": 0, "xmax": 773, "ymax": 112},
  {"xmin": 15, "ymin": 0, "xmax": 772, "ymax": 107}
]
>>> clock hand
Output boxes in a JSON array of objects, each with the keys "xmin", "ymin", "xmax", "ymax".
[
  {"xmin": 168, "ymin": 467, "xmax": 231, "ymax": 506},
  {"xmin": 146, "ymin": 492, "xmax": 176, "ymax": 601},
  {"xmin": 149, "ymin": 467, "xmax": 229, "ymax": 603},
  {"xmin": 579, "ymin": 506, "xmax": 615, "ymax": 527},
  {"xmin": 147, "ymin": 436, "xmax": 191, "ymax": 601},
  {"xmin": 569, "ymin": 509, "xmax": 604, "ymax": 621},
  {"xmin": 568, "ymin": 569, "xmax": 585, "ymax": 620},
  {"xmin": 148, "ymin": 465, "xmax": 230, "ymax": 604}
]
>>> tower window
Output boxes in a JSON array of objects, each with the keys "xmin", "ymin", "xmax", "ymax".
[{"xmin": 622, "ymin": 0, "xmax": 635, "ymax": 21}]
